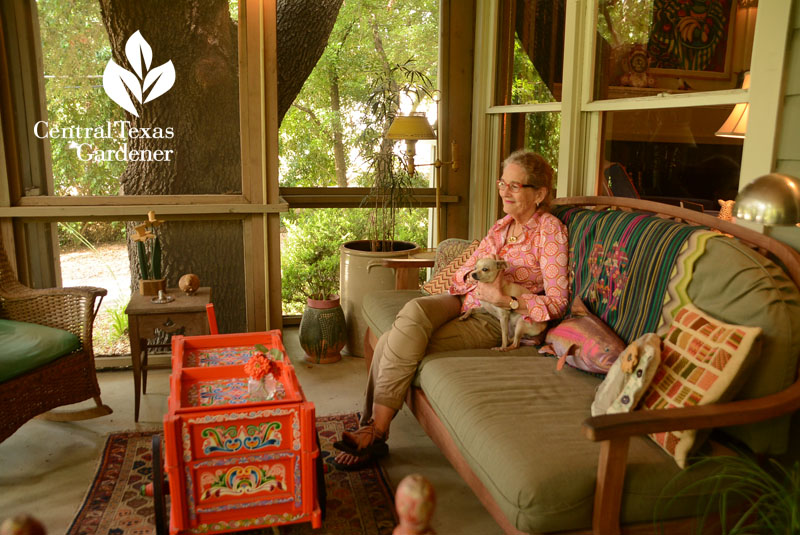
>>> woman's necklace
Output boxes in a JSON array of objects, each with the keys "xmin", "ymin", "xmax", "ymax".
[{"xmin": 507, "ymin": 223, "xmax": 522, "ymax": 244}]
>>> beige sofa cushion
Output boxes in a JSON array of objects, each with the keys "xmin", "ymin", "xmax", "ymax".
[{"xmin": 362, "ymin": 289, "xmax": 424, "ymax": 339}]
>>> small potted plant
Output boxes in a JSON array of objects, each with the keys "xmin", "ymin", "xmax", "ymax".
[
  {"xmin": 658, "ymin": 451, "xmax": 800, "ymax": 533},
  {"xmin": 131, "ymin": 211, "xmax": 165, "ymax": 295},
  {"xmin": 296, "ymin": 257, "xmax": 347, "ymax": 364}
]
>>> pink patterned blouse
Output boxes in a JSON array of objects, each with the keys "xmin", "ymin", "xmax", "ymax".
[{"xmin": 450, "ymin": 211, "xmax": 570, "ymax": 323}]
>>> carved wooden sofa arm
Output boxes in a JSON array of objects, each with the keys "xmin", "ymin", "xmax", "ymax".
[{"xmin": 583, "ymin": 363, "xmax": 800, "ymax": 534}]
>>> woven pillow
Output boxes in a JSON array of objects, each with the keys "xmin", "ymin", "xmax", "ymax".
[
  {"xmin": 641, "ymin": 303, "xmax": 762, "ymax": 468},
  {"xmin": 422, "ymin": 240, "xmax": 479, "ymax": 295}
]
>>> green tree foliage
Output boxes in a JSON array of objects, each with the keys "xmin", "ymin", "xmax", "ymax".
[
  {"xmin": 279, "ymin": 0, "xmax": 438, "ymax": 313},
  {"xmin": 280, "ymin": 207, "xmax": 427, "ymax": 314},
  {"xmin": 279, "ymin": 0, "xmax": 438, "ymax": 189},
  {"xmin": 38, "ymin": 0, "xmax": 126, "ymax": 198},
  {"xmin": 38, "ymin": 0, "xmax": 128, "ymax": 246},
  {"xmin": 597, "ymin": 0, "xmax": 654, "ymax": 48},
  {"xmin": 512, "ymin": 39, "xmax": 560, "ymax": 174}
]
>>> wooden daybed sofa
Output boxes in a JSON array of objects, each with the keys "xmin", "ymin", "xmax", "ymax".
[{"xmin": 361, "ymin": 197, "xmax": 800, "ymax": 534}]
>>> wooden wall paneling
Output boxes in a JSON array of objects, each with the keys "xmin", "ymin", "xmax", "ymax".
[
  {"xmin": 240, "ymin": 0, "xmax": 267, "ymax": 332},
  {"xmin": 0, "ymin": 19, "xmax": 19, "ymax": 208},
  {"xmin": 263, "ymin": 0, "xmax": 282, "ymax": 330},
  {"xmin": 2, "ymin": 2, "xmax": 57, "ymax": 288},
  {"xmin": 794, "ymin": 0, "xmax": 800, "ymax": 31},
  {"xmin": 440, "ymin": 0, "xmax": 474, "ymax": 240},
  {"xmin": 468, "ymin": 0, "xmax": 501, "ymax": 238}
]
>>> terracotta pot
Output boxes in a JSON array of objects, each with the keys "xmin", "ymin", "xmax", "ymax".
[
  {"xmin": 139, "ymin": 278, "xmax": 167, "ymax": 296},
  {"xmin": 298, "ymin": 295, "xmax": 347, "ymax": 364},
  {"xmin": 339, "ymin": 240, "xmax": 419, "ymax": 357}
]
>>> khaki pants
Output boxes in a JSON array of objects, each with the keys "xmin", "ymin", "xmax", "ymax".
[{"xmin": 361, "ymin": 293, "xmax": 503, "ymax": 424}]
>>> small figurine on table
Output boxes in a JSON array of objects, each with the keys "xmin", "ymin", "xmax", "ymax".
[{"xmin": 179, "ymin": 273, "xmax": 200, "ymax": 295}]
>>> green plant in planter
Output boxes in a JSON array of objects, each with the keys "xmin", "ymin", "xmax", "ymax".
[
  {"xmin": 130, "ymin": 210, "xmax": 164, "ymax": 281},
  {"xmin": 281, "ymin": 209, "xmax": 350, "ymax": 309},
  {"xmin": 657, "ymin": 451, "xmax": 800, "ymax": 534},
  {"xmin": 360, "ymin": 60, "xmax": 433, "ymax": 252}
]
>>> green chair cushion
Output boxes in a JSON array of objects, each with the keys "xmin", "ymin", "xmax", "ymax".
[
  {"xmin": 686, "ymin": 237, "xmax": 800, "ymax": 454},
  {"xmin": 418, "ymin": 355, "xmax": 725, "ymax": 533},
  {"xmin": 361, "ymin": 289, "xmax": 424, "ymax": 339},
  {"xmin": 0, "ymin": 319, "xmax": 81, "ymax": 383}
]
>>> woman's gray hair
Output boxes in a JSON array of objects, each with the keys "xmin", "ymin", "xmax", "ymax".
[{"xmin": 502, "ymin": 149, "xmax": 554, "ymax": 210}]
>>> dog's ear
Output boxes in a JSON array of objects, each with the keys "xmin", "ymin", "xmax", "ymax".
[{"xmin": 497, "ymin": 260, "xmax": 509, "ymax": 270}]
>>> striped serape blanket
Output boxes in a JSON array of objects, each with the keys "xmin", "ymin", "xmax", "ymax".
[{"xmin": 553, "ymin": 206, "xmax": 710, "ymax": 344}]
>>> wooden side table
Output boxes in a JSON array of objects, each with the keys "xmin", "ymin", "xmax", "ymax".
[{"xmin": 125, "ymin": 287, "xmax": 212, "ymax": 421}]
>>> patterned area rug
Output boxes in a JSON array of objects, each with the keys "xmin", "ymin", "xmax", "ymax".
[{"xmin": 67, "ymin": 414, "xmax": 396, "ymax": 535}]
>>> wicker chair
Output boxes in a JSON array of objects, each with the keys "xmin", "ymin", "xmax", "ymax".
[{"xmin": 0, "ymin": 238, "xmax": 111, "ymax": 442}]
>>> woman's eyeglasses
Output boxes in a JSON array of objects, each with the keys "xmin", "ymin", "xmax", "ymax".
[{"xmin": 496, "ymin": 179, "xmax": 534, "ymax": 193}]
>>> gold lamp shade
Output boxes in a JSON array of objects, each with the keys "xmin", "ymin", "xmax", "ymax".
[
  {"xmin": 386, "ymin": 113, "xmax": 436, "ymax": 140},
  {"xmin": 735, "ymin": 173, "xmax": 800, "ymax": 225},
  {"xmin": 716, "ymin": 72, "xmax": 750, "ymax": 138}
]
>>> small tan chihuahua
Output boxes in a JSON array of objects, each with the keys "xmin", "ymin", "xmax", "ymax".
[{"xmin": 460, "ymin": 257, "xmax": 548, "ymax": 351}]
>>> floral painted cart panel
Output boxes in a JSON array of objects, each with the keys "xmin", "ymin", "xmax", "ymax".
[{"xmin": 164, "ymin": 330, "xmax": 321, "ymax": 534}]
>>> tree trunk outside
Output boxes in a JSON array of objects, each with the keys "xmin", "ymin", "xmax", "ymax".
[
  {"xmin": 99, "ymin": 0, "xmax": 342, "ymax": 333},
  {"xmin": 329, "ymin": 73, "xmax": 348, "ymax": 187},
  {"xmin": 277, "ymin": 0, "xmax": 344, "ymax": 124}
]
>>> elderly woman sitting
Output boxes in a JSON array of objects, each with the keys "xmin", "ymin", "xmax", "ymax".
[{"xmin": 333, "ymin": 149, "xmax": 570, "ymax": 470}]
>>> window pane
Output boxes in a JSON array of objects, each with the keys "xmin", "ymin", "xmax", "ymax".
[
  {"xmin": 495, "ymin": 0, "xmax": 566, "ymax": 105},
  {"xmin": 600, "ymin": 106, "xmax": 742, "ymax": 209},
  {"xmin": 279, "ymin": 0, "xmax": 438, "ymax": 189},
  {"xmin": 504, "ymin": 112, "xmax": 561, "ymax": 178},
  {"xmin": 55, "ymin": 221, "xmax": 129, "ymax": 356},
  {"xmin": 281, "ymin": 207, "xmax": 429, "ymax": 315},
  {"xmin": 35, "ymin": 0, "xmax": 242, "ymax": 196},
  {"xmin": 593, "ymin": 0, "xmax": 756, "ymax": 100}
]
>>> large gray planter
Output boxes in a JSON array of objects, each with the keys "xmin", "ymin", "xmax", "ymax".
[{"xmin": 339, "ymin": 240, "xmax": 420, "ymax": 357}]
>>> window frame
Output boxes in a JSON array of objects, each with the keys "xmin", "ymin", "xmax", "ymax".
[
  {"xmin": 472, "ymin": 0, "xmax": 793, "ymax": 233},
  {"xmin": 0, "ymin": 0, "xmax": 284, "ymax": 330}
]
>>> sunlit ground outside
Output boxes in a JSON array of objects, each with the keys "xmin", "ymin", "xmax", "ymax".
[{"xmin": 58, "ymin": 224, "xmax": 131, "ymax": 356}]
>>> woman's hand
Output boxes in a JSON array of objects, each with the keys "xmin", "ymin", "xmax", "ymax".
[{"xmin": 475, "ymin": 272, "xmax": 508, "ymax": 308}]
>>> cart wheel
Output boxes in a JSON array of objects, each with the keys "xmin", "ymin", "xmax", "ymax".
[
  {"xmin": 152, "ymin": 433, "xmax": 168, "ymax": 535},
  {"xmin": 315, "ymin": 431, "xmax": 327, "ymax": 521}
]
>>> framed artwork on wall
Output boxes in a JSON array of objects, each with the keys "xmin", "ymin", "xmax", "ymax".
[{"xmin": 646, "ymin": 0, "xmax": 737, "ymax": 80}]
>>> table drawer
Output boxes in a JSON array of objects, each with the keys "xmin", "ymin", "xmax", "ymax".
[{"xmin": 135, "ymin": 312, "xmax": 209, "ymax": 338}]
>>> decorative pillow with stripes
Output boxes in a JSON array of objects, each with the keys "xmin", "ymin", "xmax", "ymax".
[
  {"xmin": 641, "ymin": 303, "xmax": 762, "ymax": 468},
  {"xmin": 422, "ymin": 240, "xmax": 480, "ymax": 295}
]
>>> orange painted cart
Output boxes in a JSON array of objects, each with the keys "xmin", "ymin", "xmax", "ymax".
[{"xmin": 154, "ymin": 330, "xmax": 323, "ymax": 534}]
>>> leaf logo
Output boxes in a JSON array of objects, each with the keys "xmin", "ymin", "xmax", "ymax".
[{"xmin": 103, "ymin": 31, "xmax": 175, "ymax": 117}]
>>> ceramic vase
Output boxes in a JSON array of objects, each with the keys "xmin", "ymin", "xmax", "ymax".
[
  {"xmin": 298, "ymin": 296, "xmax": 347, "ymax": 364},
  {"xmin": 339, "ymin": 240, "xmax": 419, "ymax": 356}
]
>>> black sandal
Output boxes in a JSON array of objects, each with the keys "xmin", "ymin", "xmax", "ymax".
[
  {"xmin": 332, "ymin": 420, "xmax": 388, "ymax": 455},
  {"xmin": 329, "ymin": 441, "xmax": 389, "ymax": 471}
]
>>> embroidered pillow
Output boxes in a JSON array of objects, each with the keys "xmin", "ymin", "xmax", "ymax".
[
  {"xmin": 541, "ymin": 297, "xmax": 626, "ymax": 374},
  {"xmin": 641, "ymin": 303, "xmax": 762, "ymax": 468},
  {"xmin": 422, "ymin": 240, "xmax": 479, "ymax": 295}
]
